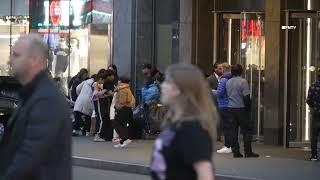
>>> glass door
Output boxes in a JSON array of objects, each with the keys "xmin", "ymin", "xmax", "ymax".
[
  {"xmin": 214, "ymin": 12, "xmax": 265, "ymax": 140},
  {"xmin": 286, "ymin": 12, "xmax": 320, "ymax": 147}
]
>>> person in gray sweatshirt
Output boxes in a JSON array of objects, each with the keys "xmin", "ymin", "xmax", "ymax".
[{"xmin": 226, "ymin": 64, "xmax": 259, "ymax": 158}]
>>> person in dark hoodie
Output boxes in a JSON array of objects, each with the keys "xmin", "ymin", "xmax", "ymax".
[
  {"xmin": 306, "ymin": 72, "xmax": 320, "ymax": 161},
  {"xmin": 226, "ymin": 64, "xmax": 259, "ymax": 158},
  {"xmin": 213, "ymin": 63, "xmax": 233, "ymax": 154}
]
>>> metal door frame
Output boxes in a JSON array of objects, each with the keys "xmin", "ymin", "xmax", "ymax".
[
  {"xmin": 284, "ymin": 10, "xmax": 320, "ymax": 148},
  {"xmin": 213, "ymin": 12, "xmax": 265, "ymax": 141}
]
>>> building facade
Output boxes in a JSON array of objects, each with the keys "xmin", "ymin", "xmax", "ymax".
[{"xmin": 113, "ymin": 0, "xmax": 320, "ymax": 147}]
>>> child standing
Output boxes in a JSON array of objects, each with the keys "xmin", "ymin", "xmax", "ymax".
[{"xmin": 113, "ymin": 77, "xmax": 135, "ymax": 148}]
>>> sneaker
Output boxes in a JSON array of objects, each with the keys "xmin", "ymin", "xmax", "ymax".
[
  {"xmin": 113, "ymin": 143, "xmax": 122, "ymax": 148},
  {"xmin": 233, "ymin": 153, "xmax": 244, "ymax": 158},
  {"xmin": 245, "ymin": 152, "xmax": 260, "ymax": 158},
  {"xmin": 123, "ymin": 139, "xmax": 132, "ymax": 145},
  {"xmin": 217, "ymin": 146, "xmax": 232, "ymax": 154},
  {"xmin": 112, "ymin": 138, "xmax": 121, "ymax": 143},
  {"xmin": 72, "ymin": 130, "xmax": 81, "ymax": 136},
  {"xmin": 310, "ymin": 155, "xmax": 318, "ymax": 161},
  {"xmin": 94, "ymin": 135, "xmax": 106, "ymax": 142}
]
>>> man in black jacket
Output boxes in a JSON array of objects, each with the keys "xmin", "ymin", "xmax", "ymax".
[
  {"xmin": 0, "ymin": 34, "xmax": 71, "ymax": 180},
  {"xmin": 306, "ymin": 73, "xmax": 320, "ymax": 161}
]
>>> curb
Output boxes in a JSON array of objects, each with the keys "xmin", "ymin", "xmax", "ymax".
[{"xmin": 72, "ymin": 156, "xmax": 261, "ymax": 180}]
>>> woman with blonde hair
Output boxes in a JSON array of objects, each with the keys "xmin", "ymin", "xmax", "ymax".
[{"xmin": 150, "ymin": 64, "xmax": 218, "ymax": 180}]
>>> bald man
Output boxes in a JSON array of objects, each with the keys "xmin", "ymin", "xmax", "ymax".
[{"xmin": 0, "ymin": 34, "xmax": 71, "ymax": 180}]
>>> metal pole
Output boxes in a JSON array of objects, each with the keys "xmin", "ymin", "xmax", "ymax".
[
  {"xmin": 213, "ymin": 12, "xmax": 217, "ymax": 64},
  {"xmin": 9, "ymin": 0, "xmax": 13, "ymax": 54},
  {"xmin": 256, "ymin": 15, "xmax": 263, "ymax": 142},
  {"xmin": 283, "ymin": 11, "xmax": 289, "ymax": 148}
]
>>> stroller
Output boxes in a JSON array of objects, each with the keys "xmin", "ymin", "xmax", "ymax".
[{"xmin": 133, "ymin": 102, "xmax": 166, "ymax": 139}]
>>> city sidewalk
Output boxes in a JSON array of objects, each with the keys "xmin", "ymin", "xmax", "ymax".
[{"xmin": 72, "ymin": 137, "xmax": 320, "ymax": 180}]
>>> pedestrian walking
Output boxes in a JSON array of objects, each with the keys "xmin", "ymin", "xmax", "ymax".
[
  {"xmin": 306, "ymin": 72, "xmax": 320, "ymax": 161},
  {"xmin": 150, "ymin": 64, "xmax": 218, "ymax": 180},
  {"xmin": 0, "ymin": 34, "xmax": 71, "ymax": 180},
  {"xmin": 214, "ymin": 63, "xmax": 233, "ymax": 154},
  {"xmin": 226, "ymin": 64, "xmax": 259, "ymax": 158},
  {"xmin": 113, "ymin": 77, "xmax": 136, "ymax": 148}
]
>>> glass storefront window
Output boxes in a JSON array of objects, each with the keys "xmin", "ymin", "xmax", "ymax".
[{"xmin": 0, "ymin": 16, "xmax": 29, "ymax": 76}]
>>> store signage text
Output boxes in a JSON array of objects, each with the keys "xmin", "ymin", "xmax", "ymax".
[
  {"xmin": 281, "ymin": 26, "xmax": 297, "ymax": 30},
  {"xmin": 44, "ymin": 0, "xmax": 84, "ymax": 27}
]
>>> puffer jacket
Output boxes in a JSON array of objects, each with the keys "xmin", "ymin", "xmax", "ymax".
[
  {"xmin": 214, "ymin": 72, "xmax": 233, "ymax": 108},
  {"xmin": 141, "ymin": 83, "xmax": 161, "ymax": 104},
  {"xmin": 307, "ymin": 80, "xmax": 320, "ymax": 114},
  {"xmin": 115, "ymin": 83, "xmax": 135, "ymax": 109},
  {"xmin": 73, "ymin": 78, "xmax": 94, "ymax": 116}
]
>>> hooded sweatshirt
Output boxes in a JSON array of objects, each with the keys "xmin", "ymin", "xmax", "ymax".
[
  {"xmin": 214, "ymin": 72, "xmax": 233, "ymax": 108},
  {"xmin": 115, "ymin": 83, "xmax": 135, "ymax": 109}
]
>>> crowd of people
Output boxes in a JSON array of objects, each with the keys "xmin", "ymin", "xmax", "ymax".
[{"xmin": 67, "ymin": 63, "xmax": 165, "ymax": 148}]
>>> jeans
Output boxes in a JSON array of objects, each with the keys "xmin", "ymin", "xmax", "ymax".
[
  {"xmin": 311, "ymin": 113, "xmax": 320, "ymax": 156},
  {"xmin": 219, "ymin": 108, "xmax": 233, "ymax": 148},
  {"xmin": 229, "ymin": 108, "xmax": 254, "ymax": 154}
]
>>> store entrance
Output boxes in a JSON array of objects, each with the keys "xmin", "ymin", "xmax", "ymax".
[
  {"xmin": 213, "ymin": 12, "xmax": 265, "ymax": 140},
  {"xmin": 286, "ymin": 11, "xmax": 320, "ymax": 147}
]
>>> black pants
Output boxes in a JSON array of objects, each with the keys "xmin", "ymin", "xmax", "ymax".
[
  {"xmin": 219, "ymin": 108, "xmax": 233, "ymax": 148},
  {"xmin": 98, "ymin": 98, "xmax": 113, "ymax": 140},
  {"xmin": 73, "ymin": 111, "xmax": 91, "ymax": 133},
  {"xmin": 229, "ymin": 108, "xmax": 254, "ymax": 154},
  {"xmin": 311, "ymin": 113, "xmax": 320, "ymax": 156},
  {"xmin": 114, "ymin": 107, "xmax": 133, "ymax": 144}
]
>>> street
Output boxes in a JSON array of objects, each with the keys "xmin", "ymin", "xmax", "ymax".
[{"xmin": 73, "ymin": 166, "xmax": 150, "ymax": 180}]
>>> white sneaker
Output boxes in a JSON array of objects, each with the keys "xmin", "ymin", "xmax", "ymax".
[
  {"xmin": 94, "ymin": 135, "xmax": 106, "ymax": 142},
  {"xmin": 217, "ymin": 146, "xmax": 232, "ymax": 154},
  {"xmin": 123, "ymin": 139, "xmax": 132, "ymax": 146},
  {"xmin": 114, "ymin": 139, "xmax": 132, "ymax": 148}
]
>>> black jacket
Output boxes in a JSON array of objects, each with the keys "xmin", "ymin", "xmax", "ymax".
[
  {"xmin": 207, "ymin": 74, "xmax": 219, "ymax": 90},
  {"xmin": 0, "ymin": 71, "xmax": 72, "ymax": 180},
  {"xmin": 307, "ymin": 80, "xmax": 320, "ymax": 114}
]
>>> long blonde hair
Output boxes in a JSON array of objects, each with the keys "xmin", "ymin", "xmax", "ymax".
[{"xmin": 163, "ymin": 63, "xmax": 219, "ymax": 142}]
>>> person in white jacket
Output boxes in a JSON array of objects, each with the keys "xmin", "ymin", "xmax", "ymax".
[{"xmin": 73, "ymin": 76, "xmax": 95, "ymax": 136}]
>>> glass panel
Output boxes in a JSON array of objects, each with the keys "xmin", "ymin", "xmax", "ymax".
[
  {"xmin": 0, "ymin": 17, "xmax": 11, "ymax": 76},
  {"xmin": 218, "ymin": 13, "xmax": 265, "ymax": 138},
  {"xmin": 241, "ymin": 13, "xmax": 265, "ymax": 138},
  {"xmin": 155, "ymin": 0, "xmax": 180, "ymax": 73},
  {"xmin": 219, "ymin": 16, "xmax": 241, "ymax": 64},
  {"xmin": 288, "ymin": 14, "xmax": 320, "ymax": 143}
]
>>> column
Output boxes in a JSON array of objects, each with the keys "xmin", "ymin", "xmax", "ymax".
[
  {"xmin": 263, "ymin": 0, "xmax": 283, "ymax": 145},
  {"xmin": 179, "ymin": 0, "xmax": 193, "ymax": 64},
  {"xmin": 113, "ymin": 0, "xmax": 133, "ymax": 77}
]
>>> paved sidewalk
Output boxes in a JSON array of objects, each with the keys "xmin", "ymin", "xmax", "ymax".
[{"xmin": 73, "ymin": 137, "xmax": 320, "ymax": 180}]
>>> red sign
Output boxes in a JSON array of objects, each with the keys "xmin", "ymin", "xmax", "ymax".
[{"xmin": 50, "ymin": 0, "xmax": 61, "ymax": 26}]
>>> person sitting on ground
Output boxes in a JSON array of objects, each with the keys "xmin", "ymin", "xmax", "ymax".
[
  {"xmin": 113, "ymin": 76, "xmax": 136, "ymax": 148},
  {"xmin": 141, "ymin": 68, "xmax": 161, "ymax": 105}
]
